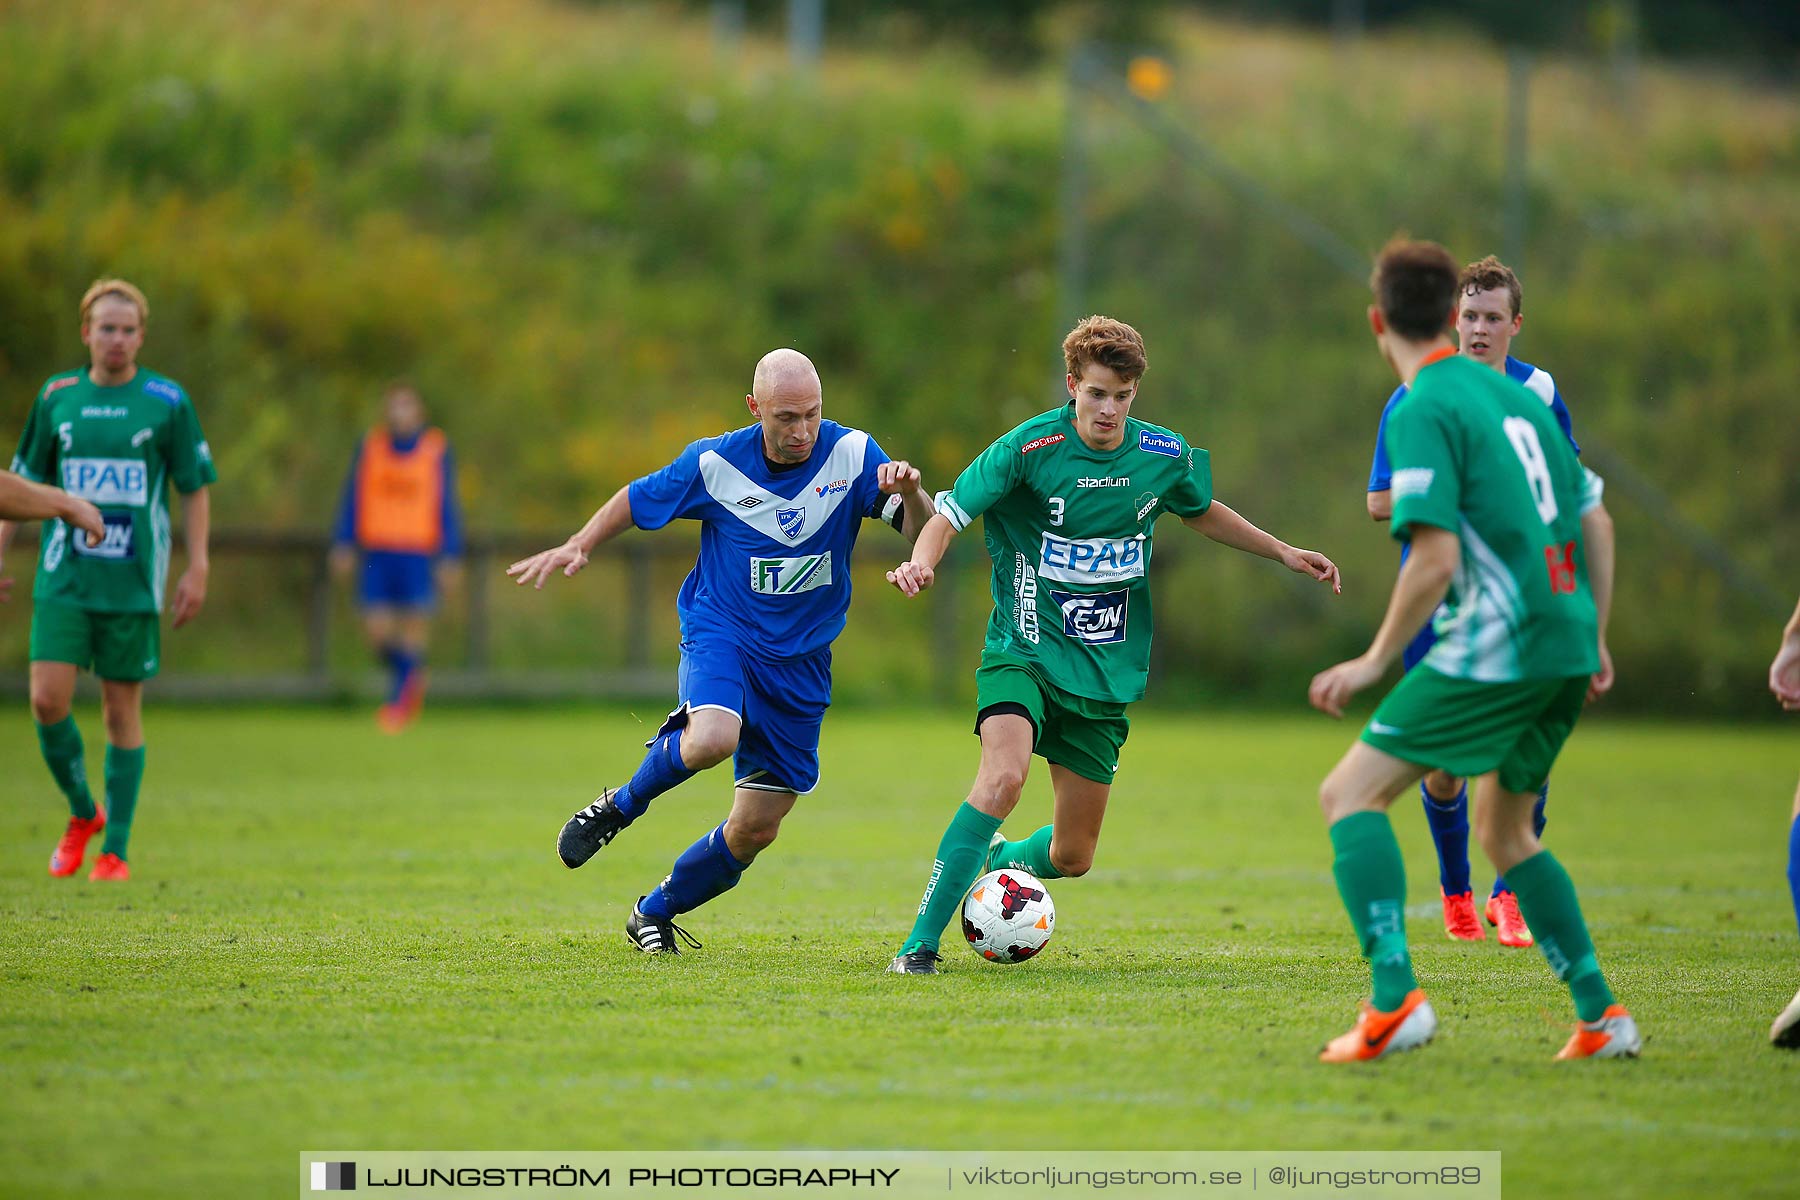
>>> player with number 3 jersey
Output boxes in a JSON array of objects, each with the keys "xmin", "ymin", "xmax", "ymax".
[{"xmin": 884, "ymin": 315, "xmax": 1343, "ymax": 975}]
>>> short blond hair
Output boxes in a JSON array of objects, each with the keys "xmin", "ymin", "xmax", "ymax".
[{"xmin": 79, "ymin": 278, "xmax": 149, "ymax": 326}]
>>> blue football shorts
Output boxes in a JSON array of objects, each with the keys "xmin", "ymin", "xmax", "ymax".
[
  {"xmin": 359, "ymin": 550, "xmax": 436, "ymax": 610},
  {"xmin": 654, "ymin": 637, "xmax": 831, "ymax": 795}
]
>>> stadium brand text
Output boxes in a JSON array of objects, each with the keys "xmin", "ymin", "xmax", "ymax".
[
  {"xmin": 1076, "ymin": 475, "xmax": 1131, "ymax": 488},
  {"xmin": 81, "ymin": 406, "xmax": 130, "ymax": 419}
]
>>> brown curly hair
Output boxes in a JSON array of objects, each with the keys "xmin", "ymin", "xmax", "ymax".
[
  {"xmin": 1062, "ymin": 315, "xmax": 1148, "ymax": 382},
  {"xmin": 1458, "ymin": 255, "xmax": 1523, "ymax": 318}
]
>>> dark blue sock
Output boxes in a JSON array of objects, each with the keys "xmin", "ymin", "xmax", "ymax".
[
  {"xmin": 612, "ymin": 727, "xmax": 695, "ymax": 820},
  {"xmin": 379, "ymin": 644, "xmax": 411, "ymax": 704},
  {"xmin": 1787, "ymin": 813, "xmax": 1800, "ymax": 942},
  {"xmin": 1493, "ymin": 783, "xmax": 1550, "ymax": 897},
  {"xmin": 1421, "ymin": 781, "xmax": 1472, "ymax": 895},
  {"xmin": 640, "ymin": 823, "xmax": 746, "ymax": 919}
]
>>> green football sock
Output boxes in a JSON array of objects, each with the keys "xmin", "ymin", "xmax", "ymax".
[
  {"xmin": 1329, "ymin": 811, "xmax": 1417, "ymax": 1012},
  {"xmin": 36, "ymin": 717, "xmax": 97, "ymax": 820},
  {"xmin": 992, "ymin": 824, "xmax": 1064, "ymax": 880},
  {"xmin": 100, "ymin": 745, "xmax": 146, "ymax": 861},
  {"xmin": 901, "ymin": 802, "xmax": 1004, "ymax": 955},
  {"xmin": 1505, "ymin": 849, "xmax": 1615, "ymax": 1022}
]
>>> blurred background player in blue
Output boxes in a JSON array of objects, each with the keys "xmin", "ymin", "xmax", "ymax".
[
  {"xmin": 508, "ymin": 348, "xmax": 934, "ymax": 954},
  {"xmin": 330, "ymin": 382, "xmax": 464, "ymax": 733},
  {"xmin": 1365, "ymin": 256, "xmax": 1616, "ymax": 947},
  {"xmin": 1771, "ymin": 594, "xmax": 1800, "ymax": 1047}
]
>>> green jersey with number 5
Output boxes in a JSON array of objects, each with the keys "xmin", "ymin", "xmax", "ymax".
[
  {"xmin": 11, "ymin": 367, "xmax": 217, "ymax": 614},
  {"xmin": 937, "ymin": 404, "xmax": 1213, "ymax": 704},
  {"xmin": 1384, "ymin": 353, "xmax": 1598, "ymax": 682}
]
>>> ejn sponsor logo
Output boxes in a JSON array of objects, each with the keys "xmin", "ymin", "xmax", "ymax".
[{"xmin": 311, "ymin": 1160, "xmax": 356, "ymax": 1191}]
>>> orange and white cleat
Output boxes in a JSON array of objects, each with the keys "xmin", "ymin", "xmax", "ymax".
[
  {"xmin": 48, "ymin": 807, "xmax": 107, "ymax": 877},
  {"xmin": 375, "ymin": 702, "xmax": 411, "ymax": 735},
  {"xmin": 88, "ymin": 852, "xmax": 130, "ymax": 881},
  {"xmin": 1441, "ymin": 890, "xmax": 1484, "ymax": 941},
  {"xmin": 1771, "ymin": 987, "xmax": 1800, "ymax": 1049},
  {"xmin": 1485, "ymin": 891, "xmax": 1535, "ymax": 947},
  {"xmin": 1556, "ymin": 1004, "xmax": 1641, "ymax": 1060},
  {"xmin": 1319, "ymin": 989, "xmax": 1437, "ymax": 1063}
]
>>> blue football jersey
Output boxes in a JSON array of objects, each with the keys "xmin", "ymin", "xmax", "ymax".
[
  {"xmin": 1369, "ymin": 355, "xmax": 1577, "ymax": 493},
  {"xmin": 627, "ymin": 420, "xmax": 898, "ymax": 659}
]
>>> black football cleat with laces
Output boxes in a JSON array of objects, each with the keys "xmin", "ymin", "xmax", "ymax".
[
  {"xmin": 625, "ymin": 900, "xmax": 702, "ymax": 955},
  {"xmin": 558, "ymin": 789, "xmax": 631, "ymax": 869},
  {"xmin": 885, "ymin": 948, "xmax": 942, "ymax": 975}
]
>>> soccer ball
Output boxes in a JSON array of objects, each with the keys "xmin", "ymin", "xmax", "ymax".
[{"xmin": 961, "ymin": 869, "xmax": 1055, "ymax": 962}]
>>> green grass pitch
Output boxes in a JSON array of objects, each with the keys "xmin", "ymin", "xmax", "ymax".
[{"xmin": 2, "ymin": 706, "xmax": 1795, "ymax": 1197}]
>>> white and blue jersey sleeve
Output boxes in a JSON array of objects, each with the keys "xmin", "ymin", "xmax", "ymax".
[
  {"xmin": 627, "ymin": 421, "xmax": 895, "ymax": 660},
  {"xmin": 1506, "ymin": 357, "xmax": 1579, "ymax": 456}
]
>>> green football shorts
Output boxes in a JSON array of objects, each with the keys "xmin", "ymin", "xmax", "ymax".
[
  {"xmin": 30, "ymin": 601, "xmax": 161, "ymax": 682},
  {"xmin": 973, "ymin": 653, "xmax": 1130, "ymax": 785},
  {"xmin": 1360, "ymin": 666, "xmax": 1588, "ymax": 794}
]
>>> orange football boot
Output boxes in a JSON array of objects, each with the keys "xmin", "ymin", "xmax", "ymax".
[
  {"xmin": 88, "ymin": 852, "xmax": 130, "ymax": 881},
  {"xmin": 1441, "ymin": 890, "xmax": 1484, "ymax": 941},
  {"xmin": 1485, "ymin": 890, "xmax": 1535, "ymax": 947},
  {"xmin": 1556, "ymin": 1004, "xmax": 1641, "ymax": 1059},
  {"xmin": 1319, "ymin": 989, "xmax": 1437, "ymax": 1063},
  {"xmin": 48, "ymin": 806, "xmax": 107, "ymax": 877}
]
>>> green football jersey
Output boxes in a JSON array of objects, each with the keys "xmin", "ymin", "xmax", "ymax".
[
  {"xmin": 938, "ymin": 404, "xmax": 1212, "ymax": 704},
  {"xmin": 10, "ymin": 367, "xmax": 217, "ymax": 613},
  {"xmin": 1385, "ymin": 353, "xmax": 1598, "ymax": 682}
]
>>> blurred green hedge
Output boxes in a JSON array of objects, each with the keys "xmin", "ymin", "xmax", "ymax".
[{"xmin": 0, "ymin": 1, "xmax": 1794, "ymax": 714}]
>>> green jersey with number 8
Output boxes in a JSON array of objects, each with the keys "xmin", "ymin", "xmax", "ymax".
[
  {"xmin": 11, "ymin": 367, "xmax": 217, "ymax": 614},
  {"xmin": 936, "ymin": 403, "xmax": 1213, "ymax": 704},
  {"xmin": 1384, "ymin": 353, "xmax": 1598, "ymax": 682}
]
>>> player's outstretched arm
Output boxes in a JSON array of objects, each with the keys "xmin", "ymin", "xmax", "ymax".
[
  {"xmin": 1309, "ymin": 526, "xmax": 1458, "ymax": 718},
  {"xmin": 1182, "ymin": 501, "xmax": 1342, "ymax": 594},
  {"xmin": 0, "ymin": 473, "xmax": 103, "ymax": 603},
  {"xmin": 1582, "ymin": 501, "xmax": 1616, "ymax": 702},
  {"xmin": 1772, "ymin": 594, "xmax": 1800, "ymax": 712},
  {"xmin": 876, "ymin": 459, "xmax": 935, "ymax": 543},
  {"xmin": 0, "ymin": 471, "xmax": 104, "ymax": 543},
  {"xmin": 507, "ymin": 484, "xmax": 633, "ymax": 590},
  {"xmin": 887, "ymin": 512, "xmax": 955, "ymax": 597}
]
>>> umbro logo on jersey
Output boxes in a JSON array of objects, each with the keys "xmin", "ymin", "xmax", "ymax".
[
  {"xmin": 1020, "ymin": 433, "xmax": 1066, "ymax": 454},
  {"xmin": 1076, "ymin": 475, "xmax": 1131, "ymax": 488},
  {"xmin": 736, "ymin": 496, "xmax": 764, "ymax": 509}
]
